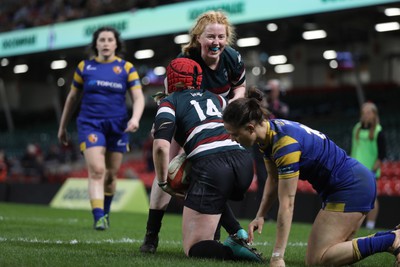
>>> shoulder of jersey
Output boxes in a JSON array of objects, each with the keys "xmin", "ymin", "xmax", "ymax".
[{"xmin": 223, "ymin": 46, "xmax": 240, "ymax": 56}]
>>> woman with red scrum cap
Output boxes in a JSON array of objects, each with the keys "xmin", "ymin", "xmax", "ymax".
[
  {"xmin": 165, "ymin": 57, "xmax": 203, "ymax": 92},
  {"xmin": 151, "ymin": 58, "xmax": 263, "ymax": 262},
  {"xmin": 141, "ymin": 10, "xmax": 248, "ymax": 254}
]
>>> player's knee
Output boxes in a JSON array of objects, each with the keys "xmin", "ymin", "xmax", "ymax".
[
  {"xmin": 305, "ymin": 251, "xmax": 322, "ymax": 266},
  {"xmin": 104, "ymin": 170, "xmax": 117, "ymax": 184},
  {"xmin": 306, "ymin": 252, "xmax": 333, "ymax": 266},
  {"xmin": 305, "ymin": 257, "xmax": 318, "ymax": 266},
  {"xmin": 89, "ymin": 165, "xmax": 106, "ymax": 180}
]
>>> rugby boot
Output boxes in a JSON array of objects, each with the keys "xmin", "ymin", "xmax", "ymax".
[
  {"xmin": 94, "ymin": 215, "xmax": 109, "ymax": 231},
  {"xmin": 140, "ymin": 231, "xmax": 159, "ymax": 253},
  {"xmin": 223, "ymin": 234, "xmax": 265, "ymax": 262}
]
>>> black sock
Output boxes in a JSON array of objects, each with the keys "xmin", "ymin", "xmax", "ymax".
[
  {"xmin": 146, "ymin": 209, "xmax": 165, "ymax": 234},
  {"xmin": 220, "ymin": 204, "xmax": 241, "ymax": 235},
  {"xmin": 214, "ymin": 221, "xmax": 222, "ymax": 241},
  {"xmin": 188, "ymin": 240, "xmax": 235, "ymax": 260}
]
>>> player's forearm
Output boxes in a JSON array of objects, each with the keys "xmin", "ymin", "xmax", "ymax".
[
  {"xmin": 131, "ymin": 91, "xmax": 145, "ymax": 122},
  {"xmin": 274, "ymin": 205, "xmax": 293, "ymax": 257},
  {"xmin": 153, "ymin": 139, "xmax": 170, "ymax": 183},
  {"xmin": 372, "ymin": 159, "xmax": 381, "ymax": 173},
  {"xmin": 59, "ymin": 91, "xmax": 79, "ymax": 130},
  {"xmin": 228, "ymin": 85, "xmax": 246, "ymax": 103},
  {"xmin": 256, "ymin": 176, "xmax": 278, "ymax": 218}
]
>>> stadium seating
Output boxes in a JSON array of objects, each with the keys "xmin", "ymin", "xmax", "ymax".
[
  {"xmin": 2, "ymin": 85, "xmax": 400, "ymax": 188},
  {"xmin": 377, "ymin": 161, "xmax": 400, "ymax": 196}
]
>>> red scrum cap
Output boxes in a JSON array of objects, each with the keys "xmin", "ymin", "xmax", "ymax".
[{"xmin": 166, "ymin": 58, "xmax": 202, "ymax": 94}]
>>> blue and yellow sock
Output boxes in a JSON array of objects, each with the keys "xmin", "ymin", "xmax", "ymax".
[
  {"xmin": 90, "ymin": 199, "xmax": 104, "ymax": 222},
  {"xmin": 353, "ymin": 231, "xmax": 395, "ymax": 260},
  {"xmin": 104, "ymin": 194, "xmax": 114, "ymax": 216},
  {"xmin": 373, "ymin": 230, "xmax": 394, "ymax": 237}
]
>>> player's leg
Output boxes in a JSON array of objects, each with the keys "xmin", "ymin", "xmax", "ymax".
[
  {"xmin": 182, "ymin": 206, "xmax": 222, "ymax": 256},
  {"xmin": 220, "ymin": 149, "xmax": 255, "ymax": 241},
  {"xmin": 306, "ymin": 209, "xmax": 365, "ymax": 265},
  {"xmin": 140, "ymin": 138, "xmax": 182, "ymax": 253},
  {"xmin": 83, "ymin": 146, "xmax": 108, "ymax": 230},
  {"xmin": 365, "ymin": 198, "xmax": 379, "ymax": 230},
  {"xmin": 140, "ymin": 179, "xmax": 171, "ymax": 253},
  {"xmin": 102, "ymin": 117, "xmax": 129, "ymax": 227},
  {"xmin": 306, "ymin": 162, "xmax": 373, "ymax": 265},
  {"xmin": 219, "ymin": 203, "xmax": 248, "ymax": 239},
  {"xmin": 183, "ymin": 180, "xmax": 263, "ymax": 262},
  {"xmin": 103, "ymin": 151, "xmax": 123, "ymax": 226},
  {"xmin": 307, "ymin": 209, "xmax": 400, "ymax": 265}
]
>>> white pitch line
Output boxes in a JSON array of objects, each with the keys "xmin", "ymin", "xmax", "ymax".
[
  {"xmin": 0, "ymin": 237, "xmax": 181, "ymax": 245},
  {"xmin": 0, "ymin": 216, "xmax": 82, "ymax": 224},
  {"xmin": 0, "ymin": 237, "xmax": 307, "ymax": 247}
]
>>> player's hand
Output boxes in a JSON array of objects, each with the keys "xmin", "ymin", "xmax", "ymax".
[
  {"xmin": 58, "ymin": 128, "xmax": 69, "ymax": 146},
  {"xmin": 125, "ymin": 118, "xmax": 139, "ymax": 133},
  {"xmin": 248, "ymin": 216, "xmax": 265, "ymax": 243},
  {"xmin": 152, "ymin": 91, "xmax": 168, "ymax": 105},
  {"xmin": 158, "ymin": 182, "xmax": 184, "ymax": 198},
  {"xmin": 270, "ymin": 257, "xmax": 285, "ymax": 267}
]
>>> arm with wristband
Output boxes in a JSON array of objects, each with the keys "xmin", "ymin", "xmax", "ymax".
[{"xmin": 153, "ymin": 141, "xmax": 185, "ymax": 199}]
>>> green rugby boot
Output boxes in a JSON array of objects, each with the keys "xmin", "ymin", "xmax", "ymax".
[
  {"xmin": 94, "ymin": 215, "xmax": 109, "ymax": 231},
  {"xmin": 223, "ymin": 235, "xmax": 264, "ymax": 262}
]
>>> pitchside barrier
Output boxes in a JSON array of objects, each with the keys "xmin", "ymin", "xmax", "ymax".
[{"xmin": 50, "ymin": 178, "xmax": 149, "ymax": 213}]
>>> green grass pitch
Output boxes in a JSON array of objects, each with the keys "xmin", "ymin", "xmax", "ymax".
[{"xmin": 0, "ymin": 202, "xmax": 395, "ymax": 266}]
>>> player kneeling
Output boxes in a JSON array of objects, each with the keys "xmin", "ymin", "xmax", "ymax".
[{"xmin": 152, "ymin": 58, "xmax": 264, "ymax": 262}]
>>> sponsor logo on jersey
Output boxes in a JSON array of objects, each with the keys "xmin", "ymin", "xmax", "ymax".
[
  {"xmin": 190, "ymin": 92, "xmax": 203, "ymax": 97},
  {"xmin": 158, "ymin": 121, "xmax": 173, "ymax": 130},
  {"xmin": 113, "ymin": 66, "xmax": 122, "ymax": 74},
  {"xmin": 88, "ymin": 133, "xmax": 98, "ymax": 143},
  {"xmin": 117, "ymin": 139, "xmax": 126, "ymax": 146},
  {"xmin": 88, "ymin": 79, "xmax": 123, "ymax": 89},
  {"xmin": 86, "ymin": 64, "xmax": 97, "ymax": 71},
  {"xmin": 279, "ymin": 166, "xmax": 294, "ymax": 174},
  {"xmin": 223, "ymin": 69, "xmax": 228, "ymax": 80}
]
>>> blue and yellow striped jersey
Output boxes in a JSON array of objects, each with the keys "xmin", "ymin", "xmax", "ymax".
[
  {"xmin": 72, "ymin": 56, "xmax": 141, "ymax": 119},
  {"xmin": 155, "ymin": 89, "xmax": 243, "ymax": 160},
  {"xmin": 262, "ymin": 119, "xmax": 357, "ymax": 194}
]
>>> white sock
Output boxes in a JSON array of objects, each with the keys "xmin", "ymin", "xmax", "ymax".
[{"xmin": 366, "ymin": 221, "xmax": 375, "ymax": 230}]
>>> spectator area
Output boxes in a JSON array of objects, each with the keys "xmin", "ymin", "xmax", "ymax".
[{"xmin": 1, "ymin": 85, "xmax": 399, "ymax": 197}]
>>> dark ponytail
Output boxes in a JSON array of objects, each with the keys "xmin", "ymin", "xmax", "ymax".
[
  {"xmin": 223, "ymin": 91, "xmax": 270, "ymax": 128},
  {"xmin": 246, "ymin": 86, "xmax": 264, "ymax": 102}
]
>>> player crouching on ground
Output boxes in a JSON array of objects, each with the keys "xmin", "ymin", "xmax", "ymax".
[
  {"xmin": 151, "ymin": 57, "xmax": 263, "ymax": 262},
  {"xmin": 222, "ymin": 92, "xmax": 400, "ymax": 267}
]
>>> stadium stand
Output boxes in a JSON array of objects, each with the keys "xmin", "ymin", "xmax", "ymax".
[{"xmin": 0, "ymin": 0, "xmax": 183, "ymax": 33}]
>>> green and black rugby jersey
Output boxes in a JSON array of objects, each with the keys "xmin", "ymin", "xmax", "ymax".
[{"xmin": 177, "ymin": 46, "xmax": 245, "ymax": 98}]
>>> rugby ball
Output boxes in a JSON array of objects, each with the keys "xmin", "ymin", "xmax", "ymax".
[{"xmin": 167, "ymin": 152, "xmax": 191, "ymax": 193}]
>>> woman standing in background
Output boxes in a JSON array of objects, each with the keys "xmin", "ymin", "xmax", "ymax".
[
  {"xmin": 351, "ymin": 102, "xmax": 386, "ymax": 230},
  {"xmin": 57, "ymin": 26, "xmax": 145, "ymax": 230}
]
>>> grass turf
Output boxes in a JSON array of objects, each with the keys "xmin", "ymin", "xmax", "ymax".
[{"xmin": 0, "ymin": 202, "xmax": 395, "ymax": 266}]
